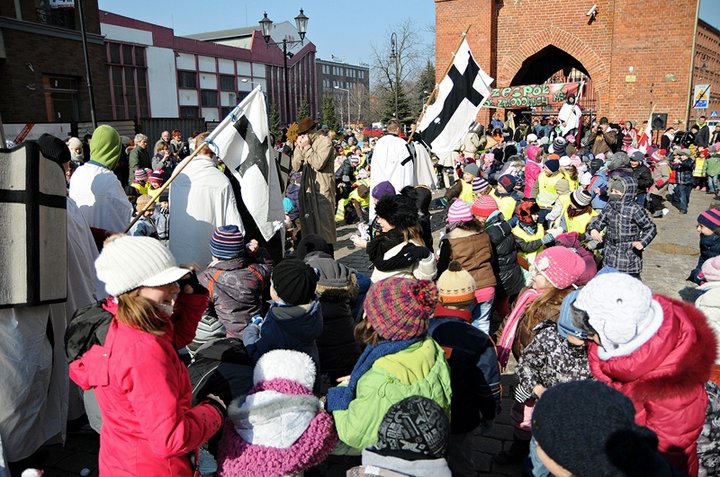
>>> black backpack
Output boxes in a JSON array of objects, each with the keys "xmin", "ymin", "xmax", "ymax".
[
  {"xmin": 65, "ymin": 300, "xmax": 113, "ymax": 363},
  {"xmin": 187, "ymin": 337, "xmax": 254, "ymax": 406}
]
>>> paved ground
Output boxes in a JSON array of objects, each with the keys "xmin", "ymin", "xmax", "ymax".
[{"xmin": 19, "ymin": 189, "xmax": 714, "ymax": 477}]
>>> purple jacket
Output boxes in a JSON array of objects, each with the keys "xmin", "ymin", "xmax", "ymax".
[{"xmin": 198, "ymin": 250, "xmax": 273, "ymax": 338}]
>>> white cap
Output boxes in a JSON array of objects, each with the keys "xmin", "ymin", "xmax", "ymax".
[{"xmin": 95, "ymin": 235, "xmax": 190, "ymax": 297}]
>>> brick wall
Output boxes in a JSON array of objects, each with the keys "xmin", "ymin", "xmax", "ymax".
[{"xmin": 435, "ymin": 0, "xmax": 699, "ymax": 127}]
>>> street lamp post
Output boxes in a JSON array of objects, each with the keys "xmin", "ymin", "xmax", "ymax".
[
  {"xmin": 335, "ymin": 86, "xmax": 350, "ymax": 126},
  {"xmin": 259, "ymin": 9, "xmax": 309, "ymax": 125},
  {"xmin": 389, "ymin": 32, "xmax": 399, "ymax": 120}
]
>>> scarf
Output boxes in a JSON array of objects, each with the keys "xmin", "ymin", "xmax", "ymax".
[{"xmin": 326, "ymin": 337, "xmax": 421, "ymax": 412}]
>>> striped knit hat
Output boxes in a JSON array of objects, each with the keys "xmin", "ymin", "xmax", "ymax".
[
  {"xmin": 472, "ymin": 176, "xmax": 489, "ymax": 194},
  {"xmin": 447, "ymin": 199, "xmax": 473, "ymax": 224},
  {"xmin": 134, "ymin": 168, "xmax": 148, "ymax": 182},
  {"xmin": 437, "ymin": 261, "xmax": 476, "ymax": 306},
  {"xmin": 471, "ymin": 195, "xmax": 499, "ymax": 218},
  {"xmin": 364, "ymin": 278, "xmax": 438, "ymax": 340},
  {"xmin": 698, "ymin": 208, "xmax": 720, "ymax": 231},
  {"xmin": 210, "ymin": 225, "xmax": 245, "ymax": 260},
  {"xmin": 149, "ymin": 170, "xmax": 164, "ymax": 186},
  {"xmin": 569, "ymin": 189, "xmax": 592, "ymax": 208}
]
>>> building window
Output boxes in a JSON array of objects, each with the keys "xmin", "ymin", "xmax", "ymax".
[
  {"xmin": 178, "ymin": 70, "xmax": 197, "ymax": 89},
  {"xmin": 221, "ymin": 106, "xmax": 235, "ymax": 118},
  {"xmin": 44, "ymin": 75, "xmax": 80, "ymax": 121},
  {"xmin": 201, "ymin": 89, "xmax": 218, "ymax": 107},
  {"xmin": 106, "ymin": 42, "xmax": 149, "ymax": 119},
  {"xmin": 35, "ymin": 0, "xmax": 75, "ymax": 29},
  {"xmin": 179, "ymin": 106, "xmax": 199, "ymax": 118},
  {"xmin": 219, "ymin": 75, "xmax": 235, "ymax": 92}
]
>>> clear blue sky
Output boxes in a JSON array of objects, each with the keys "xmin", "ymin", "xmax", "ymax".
[
  {"xmin": 97, "ymin": 0, "xmax": 436, "ymax": 65},
  {"xmin": 98, "ymin": 0, "xmax": 717, "ymax": 65}
]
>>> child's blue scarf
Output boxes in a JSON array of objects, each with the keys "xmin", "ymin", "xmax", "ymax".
[{"xmin": 326, "ymin": 337, "xmax": 422, "ymax": 412}]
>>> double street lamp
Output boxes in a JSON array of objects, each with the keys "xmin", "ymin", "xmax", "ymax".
[
  {"xmin": 389, "ymin": 32, "xmax": 399, "ymax": 120},
  {"xmin": 334, "ymin": 85, "xmax": 350, "ymax": 127},
  {"xmin": 259, "ymin": 9, "xmax": 309, "ymax": 125}
]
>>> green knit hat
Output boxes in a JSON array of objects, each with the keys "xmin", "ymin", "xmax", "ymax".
[{"xmin": 90, "ymin": 125, "xmax": 121, "ymax": 169}]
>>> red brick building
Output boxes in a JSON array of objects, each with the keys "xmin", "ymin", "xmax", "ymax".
[
  {"xmin": 435, "ymin": 0, "xmax": 701, "ymax": 127},
  {"xmin": 691, "ymin": 19, "xmax": 720, "ymax": 122}
]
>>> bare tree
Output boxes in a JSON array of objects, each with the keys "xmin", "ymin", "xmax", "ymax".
[{"xmin": 371, "ymin": 19, "xmax": 431, "ymax": 122}]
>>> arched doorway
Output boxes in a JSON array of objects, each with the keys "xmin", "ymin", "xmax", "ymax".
[{"xmin": 507, "ymin": 44, "xmax": 599, "ymax": 126}]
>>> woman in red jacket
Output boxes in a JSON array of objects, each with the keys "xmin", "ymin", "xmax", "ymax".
[
  {"xmin": 572, "ymin": 272, "xmax": 717, "ymax": 477},
  {"xmin": 70, "ymin": 235, "xmax": 225, "ymax": 476}
]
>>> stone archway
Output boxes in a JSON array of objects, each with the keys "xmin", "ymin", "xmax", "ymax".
[{"xmin": 497, "ymin": 26, "xmax": 609, "ymax": 111}]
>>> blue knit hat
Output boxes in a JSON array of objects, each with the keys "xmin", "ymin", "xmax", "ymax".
[
  {"xmin": 558, "ymin": 290, "xmax": 589, "ymax": 340},
  {"xmin": 210, "ymin": 225, "xmax": 244, "ymax": 260}
]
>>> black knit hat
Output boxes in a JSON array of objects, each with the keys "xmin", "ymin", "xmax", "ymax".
[
  {"xmin": 375, "ymin": 396, "xmax": 449, "ymax": 459},
  {"xmin": 532, "ymin": 381, "xmax": 671, "ymax": 477},
  {"xmin": 38, "ymin": 133, "xmax": 71, "ymax": 165},
  {"xmin": 271, "ymin": 259, "xmax": 318, "ymax": 305},
  {"xmin": 375, "ymin": 194, "xmax": 419, "ymax": 230}
]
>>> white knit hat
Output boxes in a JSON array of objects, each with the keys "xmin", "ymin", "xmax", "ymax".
[
  {"xmin": 574, "ymin": 273, "xmax": 664, "ymax": 359},
  {"xmin": 95, "ymin": 235, "xmax": 190, "ymax": 297}
]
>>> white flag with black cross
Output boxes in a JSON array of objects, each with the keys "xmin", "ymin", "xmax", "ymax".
[
  {"xmin": 205, "ymin": 87, "xmax": 284, "ymax": 241},
  {"xmin": 417, "ymin": 39, "xmax": 494, "ymax": 155}
]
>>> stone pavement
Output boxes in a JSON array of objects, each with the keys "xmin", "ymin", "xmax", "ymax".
[{"xmin": 23, "ymin": 189, "xmax": 713, "ymax": 477}]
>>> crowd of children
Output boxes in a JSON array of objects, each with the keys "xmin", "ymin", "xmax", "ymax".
[{"xmin": 54, "ymin": 118, "xmax": 720, "ymax": 477}]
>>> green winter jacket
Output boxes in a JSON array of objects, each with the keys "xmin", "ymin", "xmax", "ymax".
[
  {"xmin": 332, "ymin": 337, "xmax": 453, "ymax": 450},
  {"xmin": 705, "ymin": 154, "xmax": 720, "ymax": 178}
]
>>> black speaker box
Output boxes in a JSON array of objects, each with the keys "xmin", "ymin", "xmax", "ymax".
[{"xmin": 651, "ymin": 113, "xmax": 668, "ymax": 130}]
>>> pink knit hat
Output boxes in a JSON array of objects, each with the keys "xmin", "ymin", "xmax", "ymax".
[
  {"xmin": 471, "ymin": 195, "xmax": 499, "ymax": 218},
  {"xmin": 702, "ymin": 255, "xmax": 720, "ymax": 282},
  {"xmin": 534, "ymin": 246, "xmax": 585, "ymax": 289},
  {"xmin": 447, "ymin": 199, "xmax": 474, "ymax": 224}
]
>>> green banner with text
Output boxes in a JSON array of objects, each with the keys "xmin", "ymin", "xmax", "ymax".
[{"xmin": 485, "ymin": 82, "xmax": 583, "ymax": 109}]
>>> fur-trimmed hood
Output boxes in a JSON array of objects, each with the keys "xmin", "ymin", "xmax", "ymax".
[{"xmin": 218, "ymin": 350, "xmax": 338, "ymax": 477}]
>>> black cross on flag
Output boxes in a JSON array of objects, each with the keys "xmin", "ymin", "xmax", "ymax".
[
  {"xmin": 417, "ymin": 39, "xmax": 493, "ymax": 155},
  {"xmin": 233, "ymin": 115, "xmax": 269, "ymax": 184}
]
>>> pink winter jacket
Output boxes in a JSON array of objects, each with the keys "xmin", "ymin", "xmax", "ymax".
[
  {"xmin": 70, "ymin": 293, "xmax": 223, "ymax": 477},
  {"xmin": 524, "ymin": 160, "xmax": 542, "ymax": 198},
  {"xmin": 588, "ymin": 296, "xmax": 716, "ymax": 477}
]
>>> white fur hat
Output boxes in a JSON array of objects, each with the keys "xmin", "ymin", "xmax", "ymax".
[
  {"xmin": 253, "ymin": 349, "xmax": 316, "ymax": 391},
  {"xmin": 574, "ymin": 273, "xmax": 663, "ymax": 360},
  {"xmin": 95, "ymin": 235, "xmax": 190, "ymax": 297}
]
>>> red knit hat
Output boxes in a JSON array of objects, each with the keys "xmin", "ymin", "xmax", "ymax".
[
  {"xmin": 471, "ymin": 195, "xmax": 499, "ymax": 218},
  {"xmin": 534, "ymin": 246, "xmax": 585, "ymax": 289},
  {"xmin": 516, "ymin": 200, "xmax": 540, "ymax": 224},
  {"xmin": 364, "ymin": 278, "xmax": 438, "ymax": 340}
]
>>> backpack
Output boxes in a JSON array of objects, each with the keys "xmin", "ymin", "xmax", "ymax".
[
  {"xmin": 65, "ymin": 300, "xmax": 113, "ymax": 363},
  {"xmin": 187, "ymin": 337, "xmax": 254, "ymax": 406}
]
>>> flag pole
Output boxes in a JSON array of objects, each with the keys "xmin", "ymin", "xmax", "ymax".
[
  {"xmin": 406, "ymin": 25, "xmax": 472, "ymax": 144},
  {"xmin": 123, "ymin": 141, "xmax": 208, "ymax": 233}
]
